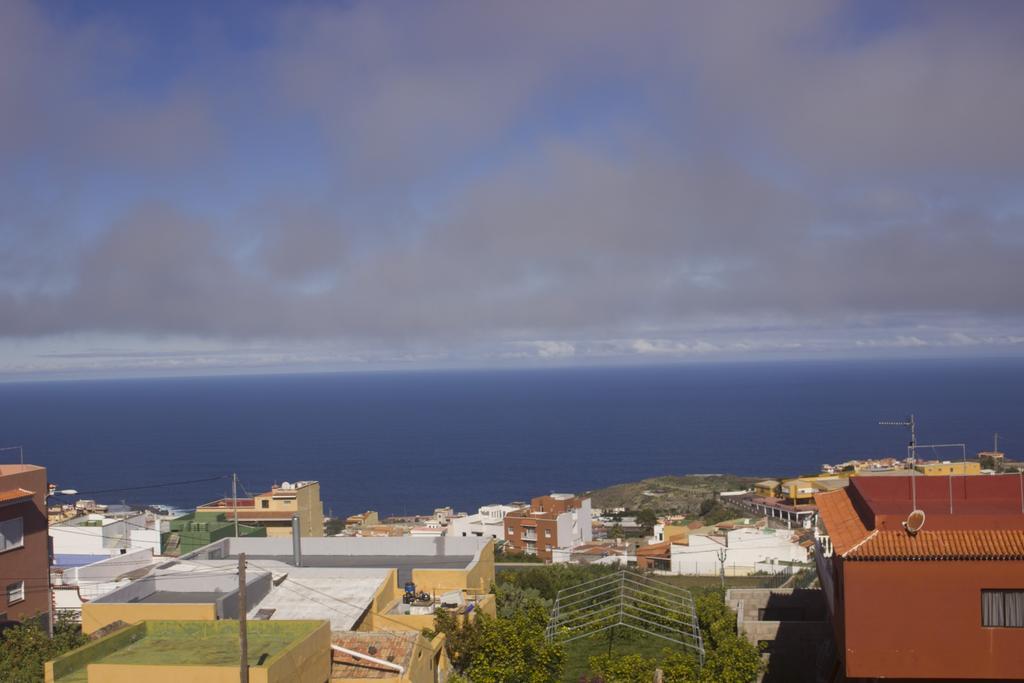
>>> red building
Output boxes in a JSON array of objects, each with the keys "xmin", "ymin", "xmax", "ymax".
[
  {"xmin": 504, "ymin": 494, "xmax": 591, "ymax": 561},
  {"xmin": 0, "ymin": 464, "xmax": 50, "ymax": 626},
  {"xmin": 815, "ymin": 474, "xmax": 1024, "ymax": 681}
]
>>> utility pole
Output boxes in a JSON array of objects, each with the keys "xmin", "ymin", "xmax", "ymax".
[
  {"xmin": 238, "ymin": 552, "xmax": 249, "ymax": 683},
  {"xmin": 233, "ymin": 473, "xmax": 239, "ymax": 538},
  {"xmin": 716, "ymin": 548, "xmax": 727, "ymax": 588}
]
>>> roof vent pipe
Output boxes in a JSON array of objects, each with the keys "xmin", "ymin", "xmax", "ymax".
[{"xmin": 292, "ymin": 514, "xmax": 302, "ymax": 567}]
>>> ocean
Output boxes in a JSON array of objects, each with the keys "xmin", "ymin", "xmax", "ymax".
[{"xmin": 1, "ymin": 358, "xmax": 1021, "ymax": 517}]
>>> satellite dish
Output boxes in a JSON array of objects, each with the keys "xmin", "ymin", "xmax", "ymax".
[{"xmin": 903, "ymin": 509, "xmax": 926, "ymax": 535}]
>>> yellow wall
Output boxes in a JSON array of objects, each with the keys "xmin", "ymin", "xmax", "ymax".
[
  {"xmin": 404, "ymin": 633, "xmax": 449, "ymax": 683},
  {"xmin": 49, "ymin": 621, "xmax": 330, "ymax": 683},
  {"xmin": 82, "ymin": 603, "xmax": 216, "ymax": 635},
  {"xmin": 261, "ymin": 620, "xmax": 331, "ymax": 683},
  {"xmin": 85, "ymin": 664, "xmax": 241, "ymax": 683},
  {"xmin": 412, "ymin": 539, "xmax": 495, "ymax": 595},
  {"xmin": 662, "ymin": 525, "xmax": 689, "ymax": 543},
  {"xmin": 916, "ymin": 461, "xmax": 981, "ymax": 476},
  {"xmin": 254, "ymin": 482, "xmax": 325, "ymax": 537}
]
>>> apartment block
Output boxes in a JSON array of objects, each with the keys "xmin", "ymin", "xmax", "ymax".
[
  {"xmin": 504, "ymin": 493, "xmax": 592, "ymax": 561},
  {"xmin": 0, "ymin": 463, "xmax": 50, "ymax": 626}
]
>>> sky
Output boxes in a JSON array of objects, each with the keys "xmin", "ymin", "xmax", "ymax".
[{"xmin": 2, "ymin": 0, "xmax": 1024, "ymax": 378}]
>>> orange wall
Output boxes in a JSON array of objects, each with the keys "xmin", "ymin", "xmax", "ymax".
[{"xmin": 843, "ymin": 560, "xmax": 1024, "ymax": 679}]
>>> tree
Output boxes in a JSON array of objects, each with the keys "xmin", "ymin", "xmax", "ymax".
[
  {"xmin": 698, "ymin": 498, "xmax": 716, "ymax": 517},
  {"xmin": 0, "ymin": 615, "xmax": 88, "ymax": 683},
  {"xmin": 323, "ymin": 517, "xmax": 346, "ymax": 535},
  {"xmin": 609, "ymin": 523, "xmax": 625, "ymax": 541},
  {"xmin": 428, "ymin": 604, "xmax": 564, "ymax": 683},
  {"xmin": 636, "ymin": 509, "xmax": 658, "ymax": 534},
  {"xmin": 465, "ymin": 606, "xmax": 564, "ymax": 683}
]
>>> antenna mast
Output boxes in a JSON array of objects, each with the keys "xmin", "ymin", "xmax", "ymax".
[{"xmin": 880, "ymin": 414, "xmax": 918, "ymax": 509}]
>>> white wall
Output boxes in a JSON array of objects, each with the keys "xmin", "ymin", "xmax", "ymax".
[
  {"xmin": 670, "ymin": 528, "xmax": 809, "ymax": 576},
  {"xmin": 51, "ymin": 513, "xmax": 161, "ymax": 557},
  {"xmin": 447, "ymin": 505, "xmax": 514, "ymax": 540}
]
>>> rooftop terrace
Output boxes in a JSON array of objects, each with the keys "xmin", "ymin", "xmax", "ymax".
[{"xmin": 48, "ymin": 620, "xmax": 328, "ymax": 683}]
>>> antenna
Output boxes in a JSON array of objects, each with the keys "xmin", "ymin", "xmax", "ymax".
[
  {"xmin": 903, "ymin": 509, "xmax": 926, "ymax": 535},
  {"xmin": 880, "ymin": 414, "xmax": 918, "ymax": 509}
]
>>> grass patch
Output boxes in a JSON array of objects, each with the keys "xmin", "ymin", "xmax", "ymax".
[{"xmin": 562, "ymin": 628, "xmax": 695, "ymax": 683}]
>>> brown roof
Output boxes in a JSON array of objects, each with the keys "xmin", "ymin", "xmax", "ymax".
[
  {"xmin": 0, "ymin": 488, "xmax": 35, "ymax": 504},
  {"xmin": 331, "ymin": 632, "xmax": 416, "ymax": 679},
  {"xmin": 847, "ymin": 528, "xmax": 1024, "ymax": 561},
  {"xmin": 816, "ymin": 488, "xmax": 1024, "ymax": 561},
  {"xmin": 814, "ymin": 489, "xmax": 870, "ymax": 555}
]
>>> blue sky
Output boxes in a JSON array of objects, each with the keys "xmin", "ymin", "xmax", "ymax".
[{"xmin": 2, "ymin": 0, "xmax": 1023, "ymax": 378}]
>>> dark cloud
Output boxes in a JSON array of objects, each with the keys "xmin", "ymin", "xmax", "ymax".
[{"xmin": 1, "ymin": 0, "xmax": 1023, "ymax": 370}]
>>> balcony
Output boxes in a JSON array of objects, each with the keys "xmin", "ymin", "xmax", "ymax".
[{"xmin": 521, "ymin": 529, "xmax": 537, "ymax": 541}]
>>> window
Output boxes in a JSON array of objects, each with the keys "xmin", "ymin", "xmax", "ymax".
[
  {"xmin": 261, "ymin": 500, "xmax": 269, "ymax": 509},
  {"xmin": 545, "ymin": 544, "xmax": 552, "ymax": 551},
  {"xmin": 507, "ymin": 527, "xmax": 514, "ymax": 536},
  {"xmin": 982, "ymin": 590, "xmax": 1024, "ymax": 627},
  {"xmin": 544, "ymin": 529, "xmax": 551, "ymax": 538},
  {"xmin": 6, "ymin": 581, "xmax": 24, "ymax": 605},
  {"xmin": 0, "ymin": 517, "xmax": 24, "ymax": 552}
]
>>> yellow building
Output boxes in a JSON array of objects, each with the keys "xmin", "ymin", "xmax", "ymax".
[
  {"xmin": 345, "ymin": 510, "xmax": 380, "ymax": 527},
  {"xmin": 196, "ymin": 480, "xmax": 324, "ymax": 538},
  {"xmin": 47, "ymin": 620, "xmax": 330, "ymax": 683},
  {"xmin": 83, "ymin": 536, "xmax": 497, "ymax": 636},
  {"xmin": 915, "ymin": 461, "xmax": 982, "ymax": 476},
  {"xmin": 753, "ymin": 479, "xmax": 780, "ymax": 497},
  {"xmin": 780, "ymin": 478, "xmax": 817, "ymax": 505}
]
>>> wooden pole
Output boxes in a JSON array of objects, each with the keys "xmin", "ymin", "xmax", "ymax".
[
  {"xmin": 653, "ymin": 669, "xmax": 664, "ymax": 683},
  {"xmin": 239, "ymin": 552, "xmax": 249, "ymax": 683},
  {"xmin": 233, "ymin": 473, "xmax": 239, "ymax": 538}
]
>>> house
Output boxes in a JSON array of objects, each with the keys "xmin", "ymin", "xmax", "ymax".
[
  {"xmin": 346, "ymin": 510, "xmax": 380, "ymax": 527},
  {"xmin": 503, "ymin": 494, "xmax": 593, "ymax": 561},
  {"xmin": 447, "ymin": 503, "xmax": 520, "ymax": 540},
  {"xmin": 82, "ymin": 535, "xmax": 496, "ymax": 635},
  {"xmin": 814, "ymin": 474, "xmax": 1024, "ymax": 680},
  {"xmin": 655, "ymin": 520, "xmax": 809, "ymax": 576},
  {"xmin": 753, "ymin": 480, "xmax": 781, "ymax": 497},
  {"xmin": 51, "ymin": 548, "xmax": 158, "ymax": 622},
  {"xmin": 653, "ymin": 521, "xmax": 689, "ymax": 544},
  {"xmin": 0, "ymin": 463, "xmax": 50, "ymax": 626},
  {"xmin": 913, "ymin": 460, "xmax": 981, "ymax": 476},
  {"xmin": 50, "ymin": 510, "xmax": 162, "ymax": 566},
  {"xmin": 195, "ymin": 480, "xmax": 324, "ymax": 537},
  {"xmin": 780, "ymin": 478, "xmax": 818, "ymax": 505}
]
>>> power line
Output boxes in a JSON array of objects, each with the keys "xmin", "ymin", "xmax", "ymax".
[{"xmin": 71, "ymin": 474, "xmax": 228, "ymax": 497}]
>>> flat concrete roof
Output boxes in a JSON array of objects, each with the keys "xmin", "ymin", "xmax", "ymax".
[
  {"xmin": 131, "ymin": 591, "xmax": 225, "ymax": 604},
  {"xmin": 242, "ymin": 554, "xmax": 473, "ymax": 584}
]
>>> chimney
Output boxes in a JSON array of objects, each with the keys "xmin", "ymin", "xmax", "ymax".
[{"xmin": 292, "ymin": 514, "xmax": 302, "ymax": 567}]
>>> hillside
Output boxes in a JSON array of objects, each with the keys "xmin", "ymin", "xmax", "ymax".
[{"xmin": 585, "ymin": 474, "xmax": 761, "ymax": 514}]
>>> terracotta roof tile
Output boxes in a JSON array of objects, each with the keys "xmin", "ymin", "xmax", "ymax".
[
  {"xmin": 847, "ymin": 528, "xmax": 1024, "ymax": 561},
  {"xmin": 817, "ymin": 488, "xmax": 1024, "ymax": 561},
  {"xmin": 814, "ymin": 489, "xmax": 871, "ymax": 555},
  {"xmin": 331, "ymin": 632, "xmax": 416, "ymax": 679}
]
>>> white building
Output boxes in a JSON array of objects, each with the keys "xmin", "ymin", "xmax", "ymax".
[
  {"xmin": 668, "ymin": 526, "xmax": 809, "ymax": 576},
  {"xmin": 447, "ymin": 504, "xmax": 520, "ymax": 540},
  {"xmin": 50, "ymin": 511, "xmax": 163, "ymax": 564},
  {"xmin": 52, "ymin": 548, "xmax": 158, "ymax": 621}
]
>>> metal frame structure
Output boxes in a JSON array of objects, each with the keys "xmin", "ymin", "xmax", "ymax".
[{"xmin": 544, "ymin": 571, "xmax": 704, "ymax": 665}]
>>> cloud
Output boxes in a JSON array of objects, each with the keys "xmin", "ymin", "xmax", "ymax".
[{"xmin": 1, "ymin": 0, "xmax": 1024, "ymax": 375}]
